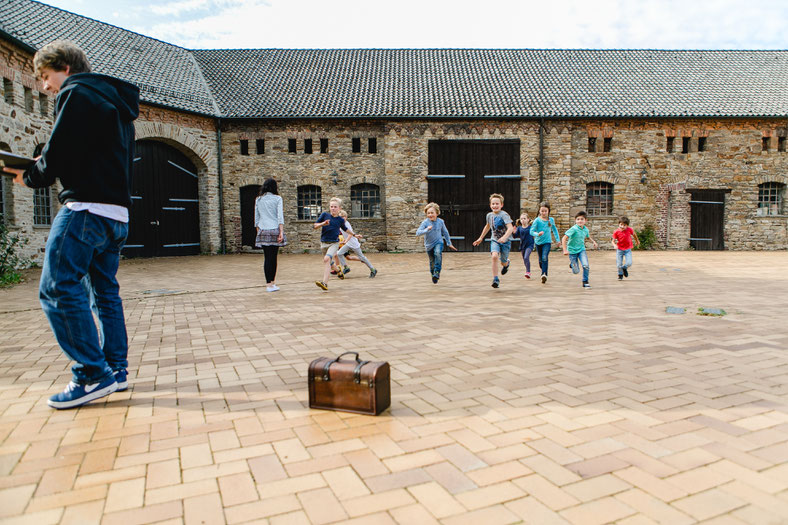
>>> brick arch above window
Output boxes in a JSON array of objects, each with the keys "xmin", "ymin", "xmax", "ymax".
[
  {"xmin": 135, "ymin": 122, "xmax": 213, "ymax": 171},
  {"xmin": 754, "ymin": 174, "xmax": 788, "ymax": 186},
  {"xmin": 578, "ymin": 172, "xmax": 622, "ymax": 186}
]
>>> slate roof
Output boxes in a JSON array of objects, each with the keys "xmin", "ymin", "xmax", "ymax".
[
  {"xmin": 2, "ymin": 0, "xmax": 788, "ymax": 120},
  {"xmin": 0, "ymin": 0, "xmax": 218, "ymax": 115}
]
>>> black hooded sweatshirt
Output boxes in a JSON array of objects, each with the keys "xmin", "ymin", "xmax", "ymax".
[{"xmin": 24, "ymin": 72, "xmax": 140, "ymax": 208}]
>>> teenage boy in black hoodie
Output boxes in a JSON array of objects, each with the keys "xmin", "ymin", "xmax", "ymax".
[{"xmin": 3, "ymin": 41, "xmax": 140, "ymax": 409}]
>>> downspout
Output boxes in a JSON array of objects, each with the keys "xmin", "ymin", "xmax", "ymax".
[
  {"xmin": 216, "ymin": 117, "xmax": 226, "ymax": 253},
  {"xmin": 538, "ymin": 118, "xmax": 545, "ymax": 202}
]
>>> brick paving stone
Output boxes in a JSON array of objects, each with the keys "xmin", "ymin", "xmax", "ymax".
[{"xmin": 1, "ymin": 252, "xmax": 788, "ymax": 523}]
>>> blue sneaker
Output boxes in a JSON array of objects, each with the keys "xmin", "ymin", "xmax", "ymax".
[
  {"xmin": 47, "ymin": 376, "xmax": 118, "ymax": 409},
  {"xmin": 114, "ymin": 369, "xmax": 128, "ymax": 392},
  {"xmin": 492, "ymin": 277, "xmax": 500, "ymax": 288}
]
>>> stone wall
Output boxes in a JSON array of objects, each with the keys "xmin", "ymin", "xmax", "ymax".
[{"xmin": 220, "ymin": 121, "xmax": 387, "ymax": 253}]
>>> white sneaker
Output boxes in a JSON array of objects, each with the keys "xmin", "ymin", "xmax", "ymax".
[{"xmin": 267, "ymin": 285, "xmax": 280, "ymax": 292}]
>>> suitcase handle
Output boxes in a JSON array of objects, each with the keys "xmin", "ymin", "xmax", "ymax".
[
  {"xmin": 354, "ymin": 361, "xmax": 370, "ymax": 384},
  {"xmin": 322, "ymin": 352, "xmax": 362, "ymax": 381}
]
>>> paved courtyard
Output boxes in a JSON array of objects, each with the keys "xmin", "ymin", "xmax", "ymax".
[{"xmin": 1, "ymin": 250, "xmax": 787, "ymax": 525}]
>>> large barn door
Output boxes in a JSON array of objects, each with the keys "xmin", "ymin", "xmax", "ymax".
[
  {"xmin": 240, "ymin": 185, "xmax": 262, "ymax": 248},
  {"xmin": 690, "ymin": 189, "xmax": 726, "ymax": 250},
  {"xmin": 124, "ymin": 140, "xmax": 200, "ymax": 257},
  {"xmin": 428, "ymin": 140, "xmax": 520, "ymax": 252}
]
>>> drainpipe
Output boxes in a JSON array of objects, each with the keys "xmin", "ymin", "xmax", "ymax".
[
  {"xmin": 538, "ymin": 118, "xmax": 545, "ymax": 202},
  {"xmin": 216, "ymin": 118, "xmax": 226, "ymax": 254}
]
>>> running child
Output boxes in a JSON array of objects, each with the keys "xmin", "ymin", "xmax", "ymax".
[
  {"xmin": 336, "ymin": 210, "xmax": 378, "ymax": 278},
  {"xmin": 512, "ymin": 212, "xmax": 535, "ymax": 278},
  {"xmin": 472, "ymin": 193, "xmax": 514, "ymax": 288},
  {"xmin": 561, "ymin": 210, "xmax": 598, "ymax": 289},
  {"xmin": 612, "ymin": 216, "xmax": 640, "ymax": 280},
  {"xmin": 416, "ymin": 202, "xmax": 457, "ymax": 283},
  {"xmin": 529, "ymin": 202, "xmax": 561, "ymax": 284},
  {"xmin": 313, "ymin": 197, "xmax": 350, "ymax": 290}
]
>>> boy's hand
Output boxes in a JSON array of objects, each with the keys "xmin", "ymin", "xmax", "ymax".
[
  {"xmin": 426, "ymin": 225, "xmax": 432, "ymax": 231},
  {"xmin": 448, "ymin": 245, "xmax": 458, "ymax": 251},
  {"xmin": 472, "ymin": 238, "xmax": 482, "ymax": 246},
  {"xmin": 563, "ymin": 250, "xmax": 569, "ymax": 256},
  {"xmin": 592, "ymin": 241, "xmax": 598, "ymax": 249}
]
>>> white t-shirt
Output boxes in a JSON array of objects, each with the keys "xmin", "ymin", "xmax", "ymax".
[
  {"xmin": 66, "ymin": 202, "xmax": 129, "ymax": 223},
  {"xmin": 341, "ymin": 220, "xmax": 361, "ymax": 249}
]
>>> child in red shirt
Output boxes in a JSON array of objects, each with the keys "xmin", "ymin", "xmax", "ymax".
[{"xmin": 612, "ymin": 216, "xmax": 640, "ymax": 280}]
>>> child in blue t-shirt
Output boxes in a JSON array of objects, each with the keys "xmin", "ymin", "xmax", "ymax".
[
  {"xmin": 530, "ymin": 202, "xmax": 561, "ymax": 284},
  {"xmin": 561, "ymin": 210, "xmax": 598, "ymax": 289},
  {"xmin": 416, "ymin": 202, "xmax": 457, "ymax": 283},
  {"xmin": 512, "ymin": 212, "xmax": 535, "ymax": 279},
  {"xmin": 313, "ymin": 197, "xmax": 351, "ymax": 290}
]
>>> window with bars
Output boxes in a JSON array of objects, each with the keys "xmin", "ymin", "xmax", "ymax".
[
  {"xmin": 350, "ymin": 183, "xmax": 381, "ymax": 218},
  {"xmin": 297, "ymin": 185, "xmax": 322, "ymax": 220},
  {"xmin": 33, "ymin": 187, "xmax": 52, "ymax": 225},
  {"xmin": 586, "ymin": 182, "xmax": 614, "ymax": 216},
  {"xmin": 758, "ymin": 182, "xmax": 785, "ymax": 216}
]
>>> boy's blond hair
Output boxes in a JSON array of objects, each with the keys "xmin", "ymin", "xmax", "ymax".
[
  {"xmin": 489, "ymin": 193, "xmax": 504, "ymax": 204},
  {"xmin": 34, "ymin": 40, "xmax": 91, "ymax": 77},
  {"xmin": 339, "ymin": 210, "xmax": 348, "ymax": 218},
  {"xmin": 424, "ymin": 202, "xmax": 440, "ymax": 215},
  {"xmin": 329, "ymin": 197, "xmax": 342, "ymax": 206}
]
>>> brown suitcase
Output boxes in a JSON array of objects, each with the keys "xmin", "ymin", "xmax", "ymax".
[{"xmin": 308, "ymin": 352, "xmax": 391, "ymax": 415}]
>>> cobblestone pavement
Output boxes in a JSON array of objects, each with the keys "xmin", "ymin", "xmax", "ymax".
[{"xmin": 1, "ymin": 250, "xmax": 787, "ymax": 524}]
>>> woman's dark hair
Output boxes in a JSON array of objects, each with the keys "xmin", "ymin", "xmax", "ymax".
[{"xmin": 259, "ymin": 178, "xmax": 278, "ymax": 196}]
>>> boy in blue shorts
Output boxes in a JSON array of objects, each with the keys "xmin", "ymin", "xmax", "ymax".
[
  {"xmin": 472, "ymin": 193, "xmax": 514, "ymax": 288},
  {"xmin": 561, "ymin": 210, "xmax": 598, "ymax": 289}
]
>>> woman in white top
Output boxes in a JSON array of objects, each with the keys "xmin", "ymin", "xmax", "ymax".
[{"xmin": 254, "ymin": 178, "xmax": 287, "ymax": 291}]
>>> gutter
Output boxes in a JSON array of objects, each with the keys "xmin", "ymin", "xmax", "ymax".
[
  {"xmin": 216, "ymin": 117, "xmax": 226, "ymax": 254},
  {"xmin": 538, "ymin": 118, "xmax": 545, "ymax": 202}
]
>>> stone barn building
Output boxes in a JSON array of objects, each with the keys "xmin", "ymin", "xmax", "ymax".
[{"xmin": 1, "ymin": 0, "xmax": 787, "ymax": 265}]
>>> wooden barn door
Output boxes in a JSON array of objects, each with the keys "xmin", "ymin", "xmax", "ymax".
[
  {"xmin": 124, "ymin": 140, "xmax": 201, "ymax": 257},
  {"xmin": 240, "ymin": 185, "xmax": 262, "ymax": 248},
  {"xmin": 428, "ymin": 140, "xmax": 520, "ymax": 252},
  {"xmin": 689, "ymin": 189, "xmax": 726, "ymax": 250}
]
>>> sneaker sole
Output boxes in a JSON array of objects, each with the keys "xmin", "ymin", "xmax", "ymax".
[{"xmin": 47, "ymin": 382, "xmax": 118, "ymax": 409}]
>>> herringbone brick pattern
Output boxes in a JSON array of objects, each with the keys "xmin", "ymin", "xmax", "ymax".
[{"xmin": 0, "ymin": 251, "xmax": 787, "ymax": 524}]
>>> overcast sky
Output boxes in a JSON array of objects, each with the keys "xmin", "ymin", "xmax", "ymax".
[{"xmin": 41, "ymin": 0, "xmax": 788, "ymax": 50}]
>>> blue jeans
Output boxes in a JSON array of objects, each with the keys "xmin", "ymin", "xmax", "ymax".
[
  {"xmin": 490, "ymin": 240, "xmax": 511, "ymax": 265},
  {"xmin": 617, "ymin": 249, "xmax": 633, "ymax": 276},
  {"xmin": 40, "ymin": 208, "xmax": 129, "ymax": 385},
  {"xmin": 427, "ymin": 243, "xmax": 444, "ymax": 276},
  {"xmin": 521, "ymin": 245, "xmax": 533, "ymax": 273},
  {"xmin": 536, "ymin": 243, "xmax": 552, "ymax": 275},
  {"xmin": 568, "ymin": 250, "xmax": 590, "ymax": 282}
]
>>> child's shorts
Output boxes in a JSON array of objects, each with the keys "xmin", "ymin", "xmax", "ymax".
[
  {"xmin": 321, "ymin": 242, "xmax": 340, "ymax": 258},
  {"xmin": 490, "ymin": 240, "xmax": 511, "ymax": 262}
]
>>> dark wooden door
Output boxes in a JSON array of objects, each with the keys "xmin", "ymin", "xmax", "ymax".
[
  {"xmin": 124, "ymin": 140, "xmax": 200, "ymax": 257},
  {"xmin": 428, "ymin": 140, "xmax": 520, "ymax": 252},
  {"xmin": 241, "ymin": 185, "xmax": 262, "ymax": 248},
  {"xmin": 690, "ymin": 189, "xmax": 725, "ymax": 250}
]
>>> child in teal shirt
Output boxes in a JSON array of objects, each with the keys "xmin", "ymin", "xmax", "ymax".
[{"xmin": 562, "ymin": 210, "xmax": 598, "ymax": 288}]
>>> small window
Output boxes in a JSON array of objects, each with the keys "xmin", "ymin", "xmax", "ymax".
[
  {"xmin": 758, "ymin": 182, "xmax": 784, "ymax": 216},
  {"xmin": 587, "ymin": 137, "xmax": 596, "ymax": 153},
  {"xmin": 38, "ymin": 93, "xmax": 48, "ymax": 116},
  {"xmin": 666, "ymin": 137, "xmax": 675, "ymax": 153},
  {"xmin": 255, "ymin": 139, "xmax": 265, "ymax": 155},
  {"xmin": 779, "ymin": 136, "xmax": 786, "ymax": 152},
  {"xmin": 762, "ymin": 137, "xmax": 770, "ymax": 152},
  {"xmin": 240, "ymin": 139, "xmax": 249, "ymax": 156},
  {"xmin": 304, "ymin": 139, "xmax": 313, "ymax": 154},
  {"xmin": 368, "ymin": 138, "xmax": 377, "ymax": 154},
  {"xmin": 288, "ymin": 139, "xmax": 297, "ymax": 154},
  {"xmin": 603, "ymin": 137, "xmax": 612, "ymax": 152},
  {"xmin": 297, "ymin": 185, "xmax": 322, "ymax": 220},
  {"xmin": 3, "ymin": 78, "xmax": 13, "ymax": 104},
  {"xmin": 586, "ymin": 182, "xmax": 613, "ymax": 216},
  {"xmin": 320, "ymin": 138, "xmax": 329, "ymax": 154},
  {"xmin": 350, "ymin": 183, "xmax": 381, "ymax": 218},
  {"xmin": 682, "ymin": 137, "xmax": 690, "ymax": 154},
  {"xmin": 352, "ymin": 138, "xmax": 361, "ymax": 153},
  {"xmin": 698, "ymin": 137, "xmax": 707, "ymax": 152},
  {"xmin": 23, "ymin": 87, "xmax": 33, "ymax": 112},
  {"xmin": 33, "ymin": 187, "xmax": 52, "ymax": 226}
]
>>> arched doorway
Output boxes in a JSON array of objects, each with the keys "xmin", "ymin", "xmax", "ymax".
[
  {"xmin": 240, "ymin": 184, "xmax": 262, "ymax": 248},
  {"xmin": 124, "ymin": 139, "xmax": 200, "ymax": 257}
]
